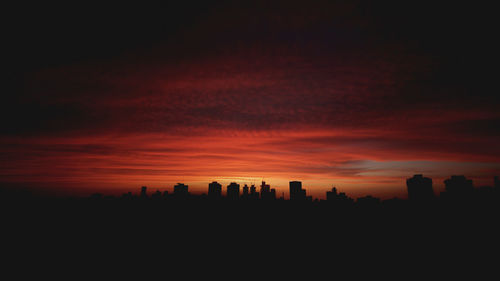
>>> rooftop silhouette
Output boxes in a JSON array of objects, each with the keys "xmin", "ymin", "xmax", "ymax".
[
  {"xmin": 2, "ymin": 174, "xmax": 499, "ymax": 258},
  {"xmin": 151, "ymin": 174, "xmax": 486, "ymax": 210},
  {"xmin": 226, "ymin": 182, "xmax": 240, "ymax": 200},
  {"xmin": 2, "ymin": 175, "xmax": 499, "ymax": 207},
  {"xmin": 407, "ymin": 174, "xmax": 434, "ymax": 201}
]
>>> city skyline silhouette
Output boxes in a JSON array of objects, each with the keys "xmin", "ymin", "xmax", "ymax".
[
  {"xmin": 3, "ymin": 1, "xmax": 499, "ymax": 276},
  {"xmin": 3, "ymin": 2, "xmax": 499, "ymax": 199},
  {"xmin": 3, "ymin": 174, "xmax": 499, "ymax": 202}
]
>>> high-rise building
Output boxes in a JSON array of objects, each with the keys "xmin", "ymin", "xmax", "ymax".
[
  {"xmin": 227, "ymin": 182, "xmax": 240, "ymax": 199},
  {"xmin": 260, "ymin": 181, "xmax": 271, "ymax": 200},
  {"xmin": 406, "ymin": 174, "xmax": 434, "ymax": 201},
  {"xmin": 242, "ymin": 184, "xmax": 249, "ymax": 197},
  {"xmin": 141, "ymin": 186, "xmax": 147, "ymax": 197},
  {"xmin": 249, "ymin": 184, "xmax": 259, "ymax": 199},
  {"xmin": 444, "ymin": 175, "xmax": 473, "ymax": 197},
  {"xmin": 326, "ymin": 187, "xmax": 353, "ymax": 206},
  {"xmin": 326, "ymin": 187, "xmax": 338, "ymax": 201},
  {"xmin": 174, "ymin": 183, "xmax": 189, "ymax": 196},
  {"xmin": 270, "ymin": 188, "xmax": 276, "ymax": 200},
  {"xmin": 208, "ymin": 181, "xmax": 222, "ymax": 198},
  {"xmin": 289, "ymin": 181, "xmax": 306, "ymax": 201}
]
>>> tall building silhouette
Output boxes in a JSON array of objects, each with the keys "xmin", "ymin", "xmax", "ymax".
[
  {"xmin": 242, "ymin": 184, "xmax": 249, "ymax": 197},
  {"xmin": 326, "ymin": 187, "xmax": 353, "ymax": 205},
  {"xmin": 444, "ymin": 175, "xmax": 473, "ymax": 197},
  {"xmin": 260, "ymin": 181, "xmax": 269, "ymax": 196},
  {"xmin": 260, "ymin": 181, "xmax": 276, "ymax": 200},
  {"xmin": 249, "ymin": 184, "xmax": 259, "ymax": 199},
  {"xmin": 227, "ymin": 182, "xmax": 240, "ymax": 199},
  {"xmin": 289, "ymin": 181, "xmax": 306, "ymax": 201},
  {"xmin": 174, "ymin": 183, "xmax": 189, "ymax": 196},
  {"xmin": 208, "ymin": 181, "xmax": 222, "ymax": 198},
  {"xmin": 141, "ymin": 186, "xmax": 147, "ymax": 198},
  {"xmin": 406, "ymin": 174, "xmax": 434, "ymax": 201},
  {"xmin": 270, "ymin": 188, "xmax": 276, "ymax": 200},
  {"xmin": 326, "ymin": 187, "xmax": 338, "ymax": 201}
]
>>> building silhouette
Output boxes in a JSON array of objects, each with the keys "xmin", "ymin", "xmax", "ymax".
[
  {"xmin": 121, "ymin": 191, "xmax": 133, "ymax": 200},
  {"xmin": 326, "ymin": 187, "xmax": 353, "ymax": 206},
  {"xmin": 249, "ymin": 184, "xmax": 259, "ymax": 199},
  {"xmin": 495, "ymin": 176, "xmax": 499, "ymax": 190},
  {"xmin": 174, "ymin": 183, "xmax": 189, "ymax": 196},
  {"xmin": 270, "ymin": 188, "xmax": 276, "ymax": 200},
  {"xmin": 326, "ymin": 187, "xmax": 338, "ymax": 201},
  {"xmin": 356, "ymin": 195, "xmax": 380, "ymax": 207},
  {"xmin": 242, "ymin": 184, "xmax": 249, "ymax": 197},
  {"xmin": 151, "ymin": 190, "xmax": 162, "ymax": 199},
  {"xmin": 208, "ymin": 181, "xmax": 222, "ymax": 198},
  {"xmin": 227, "ymin": 182, "xmax": 240, "ymax": 199},
  {"xmin": 141, "ymin": 186, "xmax": 147, "ymax": 198},
  {"xmin": 260, "ymin": 181, "xmax": 270, "ymax": 199},
  {"xmin": 444, "ymin": 175, "xmax": 473, "ymax": 197},
  {"xmin": 406, "ymin": 174, "xmax": 434, "ymax": 201},
  {"xmin": 289, "ymin": 181, "xmax": 306, "ymax": 201},
  {"xmin": 259, "ymin": 181, "xmax": 276, "ymax": 200}
]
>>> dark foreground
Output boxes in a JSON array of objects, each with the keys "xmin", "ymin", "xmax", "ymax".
[{"xmin": 1, "ymin": 191, "xmax": 499, "ymax": 278}]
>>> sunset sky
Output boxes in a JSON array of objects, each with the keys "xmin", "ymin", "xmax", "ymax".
[{"xmin": 3, "ymin": 1, "xmax": 499, "ymax": 199}]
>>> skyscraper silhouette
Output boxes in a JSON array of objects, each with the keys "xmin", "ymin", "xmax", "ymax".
[
  {"xmin": 208, "ymin": 181, "xmax": 222, "ymax": 198},
  {"xmin": 270, "ymin": 188, "xmax": 276, "ymax": 200},
  {"xmin": 326, "ymin": 187, "xmax": 353, "ymax": 206},
  {"xmin": 289, "ymin": 181, "xmax": 306, "ymax": 201},
  {"xmin": 174, "ymin": 183, "xmax": 189, "ymax": 196},
  {"xmin": 406, "ymin": 174, "xmax": 434, "ymax": 201},
  {"xmin": 326, "ymin": 187, "xmax": 338, "ymax": 201},
  {"xmin": 444, "ymin": 175, "xmax": 473, "ymax": 197},
  {"xmin": 141, "ymin": 186, "xmax": 147, "ymax": 198},
  {"xmin": 227, "ymin": 182, "xmax": 240, "ymax": 200},
  {"xmin": 242, "ymin": 184, "xmax": 249, "ymax": 197},
  {"xmin": 260, "ymin": 181, "xmax": 272, "ymax": 200},
  {"xmin": 249, "ymin": 184, "xmax": 259, "ymax": 199}
]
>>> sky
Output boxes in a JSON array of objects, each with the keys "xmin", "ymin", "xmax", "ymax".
[{"xmin": 2, "ymin": 1, "xmax": 499, "ymax": 199}]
